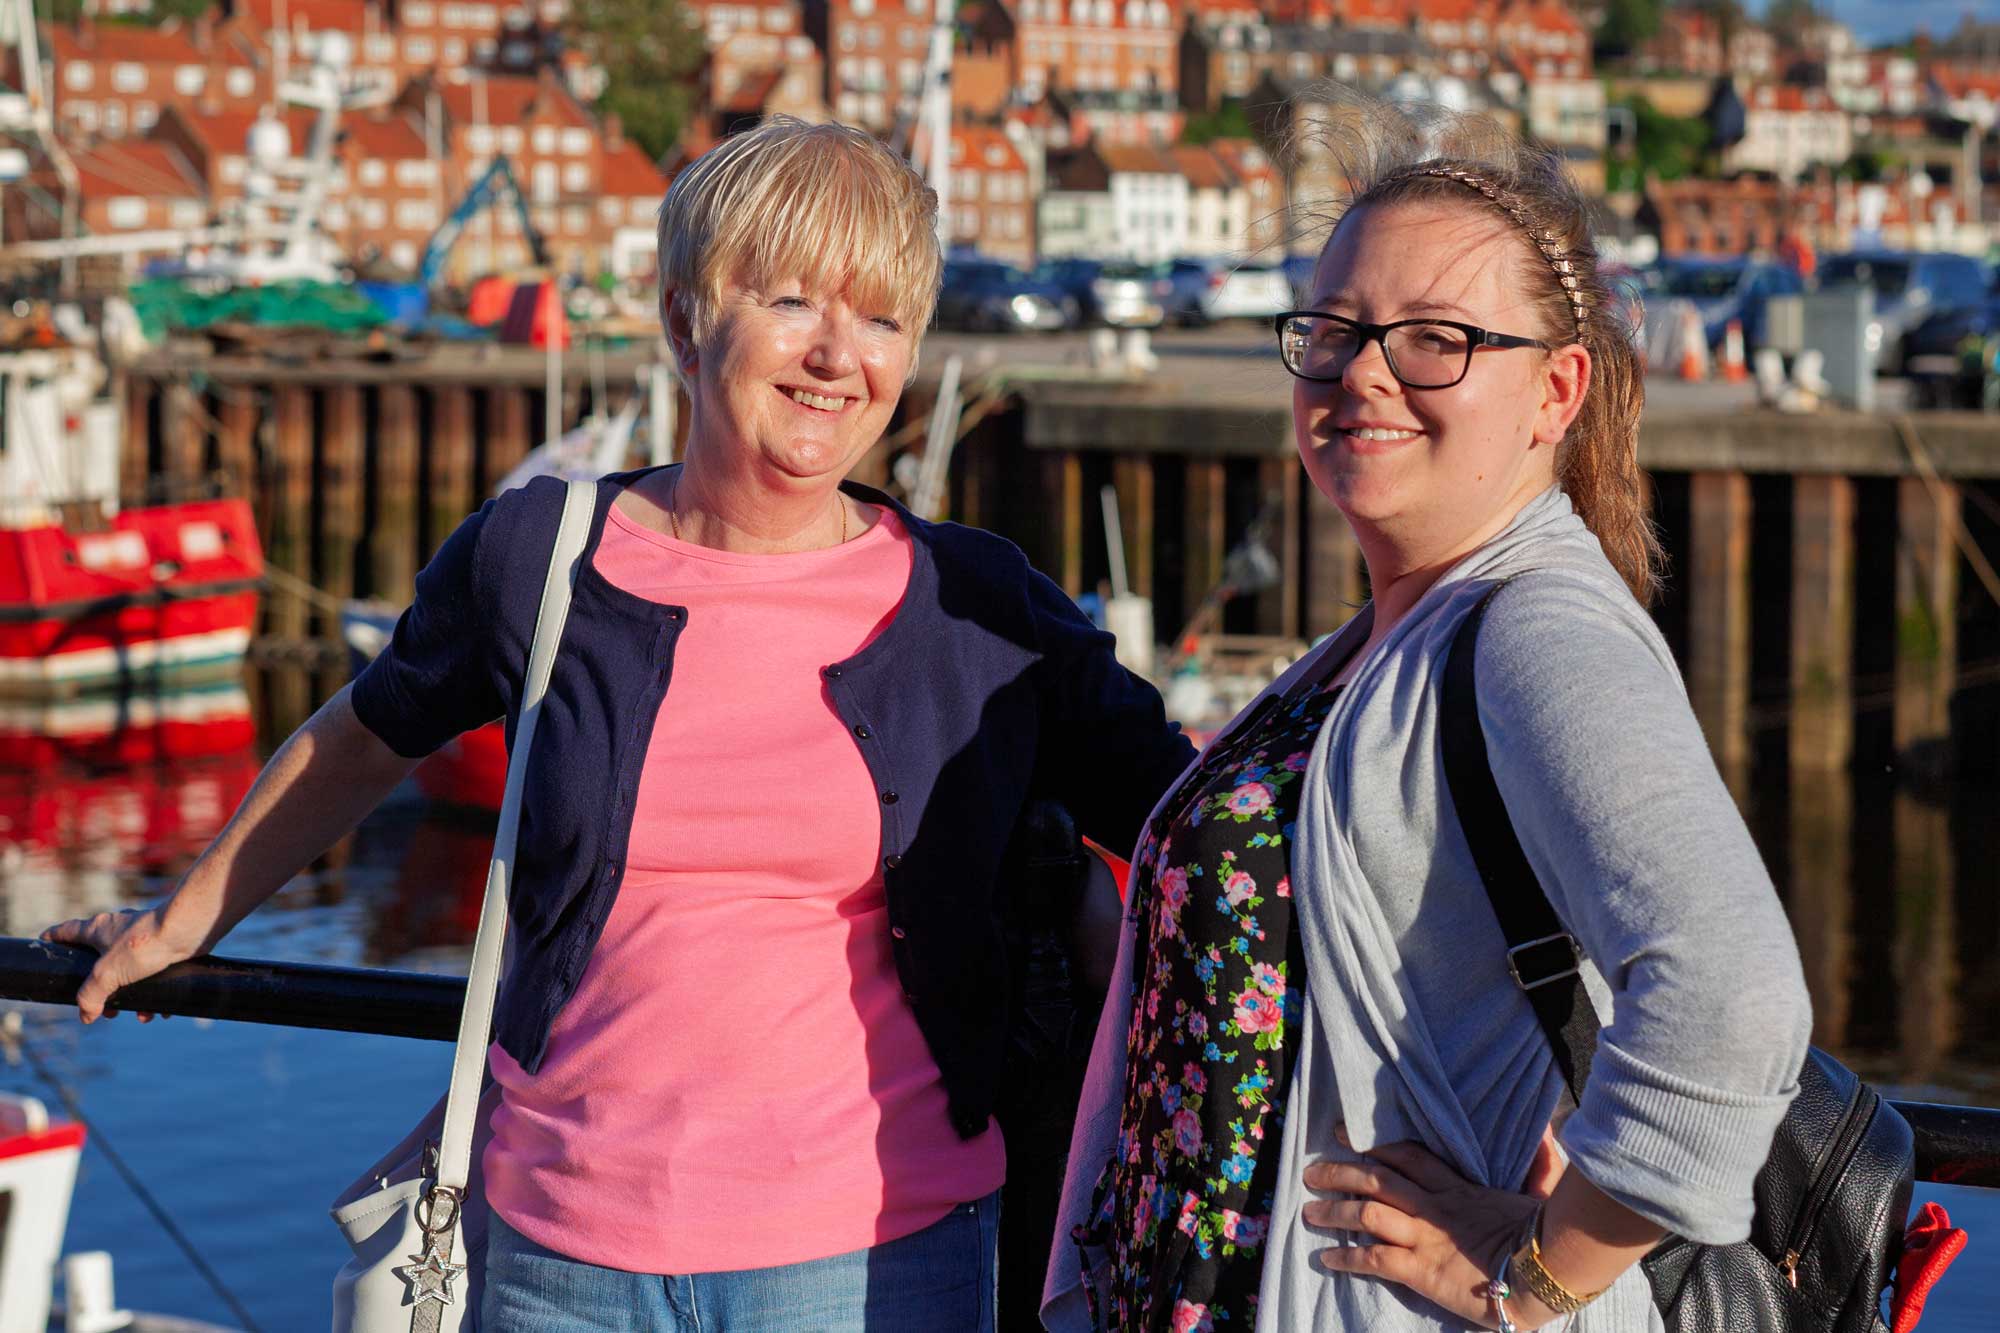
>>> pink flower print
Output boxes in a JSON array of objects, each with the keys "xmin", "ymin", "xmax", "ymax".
[
  {"xmin": 1170, "ymin": 1300, "xmax": 1214, "ymax": 1333},
  {"xmin": 1178, "ymin": 1191, "xmax": 1202, "ymax": 1236},
  {"xmin": 1250, "ymin": 962, "xmax": 1285, "ymax": 997},
  {"xmin": 1188, "ymin": 1011, "xmax": 1209, "ymax": 1041},
  {"xmin": 1234, "ymin": 988, "xmax": 1282, "ymax": 1034},
  {"xmin": 1224, "ymin": 782, "xmax": 1273, "ymax": 817},
  {"xmin": 1275, "ymin": 874, "xmax": 1292, "ymax": 899},
  {"xmin": 1224, "ymin": 869, "xmax": 1257, "ymax": 906},
  {"xmin": 1234, "ymin": 1213, "xmax": 1270, "ymax": 1248},
  {"xmin": 1183, "ymin": 1062, "xmax": 1207, "ymax": 1093},
  {"xmin": 1172, "ymin": 1107, "xmax": 1203, "ymax": 1157},
  {"xmin": 1158, "ymin": 865, "xmax": 1190, "ymax": 925},
  {"xmin": 1284, "ymin": 749, "xmax": 1310, "ymax": 772}
]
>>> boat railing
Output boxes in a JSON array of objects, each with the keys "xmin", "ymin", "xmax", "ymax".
[{"xmin": 1, "ymin": 935, "xmax": 1998, "ymax": 1191}]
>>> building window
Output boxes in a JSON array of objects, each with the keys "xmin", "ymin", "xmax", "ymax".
[
  {"xmin": 111, "ymin": 63, "xmax": 145, "ymax": 93},
  {"xmin": 394, "ymin": 160, "xmax": 435, "ymax": 185},
  {"xmin": 853, "ymin": 0, "xmax": 874, "ymax": 13},
  {"xmin": 406, "ymin": 2, "xmax": 435, "ymax": 22},
  {"xmin": 407, "ymin": 37, "xmax": 435, "ymax": 62},
  {"xmin": 175, "ymin": 65, "xmax": 204, "ymax": 96},
  {"xmin": 366, "ymin": 35, "xmax": 396, "ymax": 62},
  {"xmin": 444, "ymin": 38, "xmax": 467, "ymax": 63},
  {"xmin": 865, "ymin": 24, "xmax": 882, "ymax": 46},
  {"xmin": 499, "ymin": 126, "xmax": 523, "ymax": 151},
  {"xmin": 839, "ymin": 25, "xmax": 857, "ymax": 50},
  {"xmin": 562, "ymin": 161, "xmax": 589, "ymax": 191},
  {"xmin": 396, "ymin": 200, "xmax": 440, "ymax": 229},
  {"xmin": 766, "ymin": 7, "xmax": 791, "ymax": 29},
  {"xmin": 220, "ymin": 154, "xmax": 246, "ymax": 183},
  {"xmin": 227, "ymin": 68, "xmax": 255, "ymax": 97},
  {"xmin": 325, "ymin": 202, "xmax": 348, "ymax": 227},
  {"xmin": 107, "ymin": 197, "xmax": 147, "ymax": 228},
  {"xmin": 361, "ymin": 199, "xmax": 387, "ymax": 226},
  {"xmin": 561, "ymin": 128, "xmax": 590, "ymax": 155},
  {"xmin": 133, "ymin": 101, "xmax": 157, "ymax": 129},
  {"xmin": 70, "ymin": 101, "xmax": 97, "ymax": 130},
  {"xmin": 532, "ymin": 125, "xmax": 556, "ymax": 153},
  {"xmin": 170, "ymin": 200, "xmax": 203, "ymax": 228},
  {"xmin": 563, "ymin": 205, "xmax": 588, "ymax": 234},
  {"xmin": 103, "ymin": 102, "xmax": 125, "ymax": 133},
  {"xmin": 599, "ymin": 197, "xmax": 621, "ymax": 221},
  {"xmin": 630, "ymin": 197, "xmax": 653, "ymax": 222},
  {"xmin": 65, "ymin": 63, "xmax": 93, "ymax": 91},
  {"xmin": 502, "ymin": 38, "xmax": 532, "ymax": 63},
  {"xmin": 390, "ymin": 240, "xmax": 418, "ymax": 269}
]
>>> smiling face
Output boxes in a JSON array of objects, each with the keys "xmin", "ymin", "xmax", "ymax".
[
  {"xmin": 1294, "ymin": 198, "xmax": 1588, "ymax": 569},
  {"xmin": 673, "ymin": 275, "xmax": 914, "ymax": 490}
]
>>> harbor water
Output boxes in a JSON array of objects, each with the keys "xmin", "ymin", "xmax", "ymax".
[{"xmin": 0, "ymin": 668, "xmax": 1993, "ymax": 1331}]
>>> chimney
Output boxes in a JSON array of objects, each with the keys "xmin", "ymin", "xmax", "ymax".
[
  {"xmin": 75, "ymin": 15, "xmax": 95, "ymax": 52},
  {"xmin": 605, "ymin": 112, "xmax": 625, "ymax": 152},
  {"xmin": 194, "ymin": 9, "xmax": 215, "ymax": 52}
]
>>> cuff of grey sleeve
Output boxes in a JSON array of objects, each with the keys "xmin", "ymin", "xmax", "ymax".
[{"xmin": 1560, "ymin": 1039, "xmax": 1797, "ymax": 1245}]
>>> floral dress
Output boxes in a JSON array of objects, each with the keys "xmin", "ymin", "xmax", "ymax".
[{"xmin": 1078, "ymin": 681, "xmax": 1340, "ymax": 1333}]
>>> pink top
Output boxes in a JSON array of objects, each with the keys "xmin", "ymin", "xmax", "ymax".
[{"xmin": 483, "ymin": 500, "xmax": 1007, "ymax": 1274}]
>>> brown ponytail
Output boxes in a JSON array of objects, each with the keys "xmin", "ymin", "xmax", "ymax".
[{"xmin": 1284, "ymin": 94, "xmax": 1665, "ymax": 604}]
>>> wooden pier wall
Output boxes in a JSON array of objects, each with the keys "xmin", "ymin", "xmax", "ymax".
[{"xmin": 124, "ymin": 354, "xmax": 2000, "ymax": 790}]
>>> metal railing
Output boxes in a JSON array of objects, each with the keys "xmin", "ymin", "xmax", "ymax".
[{"xmin": 3, "ymin": 936, "xmax": 1999, "ymax": 1190}]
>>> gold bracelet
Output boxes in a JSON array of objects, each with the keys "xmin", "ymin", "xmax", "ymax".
[{"xmin": 1506, "ymin": 1207, "xmax": 1607, "ymax": 1316}]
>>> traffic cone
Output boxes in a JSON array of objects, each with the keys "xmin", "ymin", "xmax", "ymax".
[
  {"xmin": 1677, "ymin": 303, "xmax": 1709, "ymax": 382},
  {"xmin": 1719, "ymin": 319, "xmax": 1749, "ymax": 382}
]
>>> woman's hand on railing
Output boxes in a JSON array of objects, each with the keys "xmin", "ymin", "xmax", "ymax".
[{"xmin": 40, "ymin": 905, "xmax": 200, "ymax": 1024}]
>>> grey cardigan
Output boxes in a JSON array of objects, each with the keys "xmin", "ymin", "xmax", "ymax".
[{"xmin": 1043, "ymin": 487, "xmax": 1812, "ymax": 1332}]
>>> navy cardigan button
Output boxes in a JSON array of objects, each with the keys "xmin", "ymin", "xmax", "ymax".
[
  {"xmin": 852, "ymin": 724, "xmax": 872, "ymax": 739},
  {"xmin": 880, "ymin": 790, "xmax": 898, "ymax": 805},
  {"xmin": 823, "ymin": 665, "xmax": 842, "ymax": 679},
  {"xmin": 884, "ymin": 854, "xmax": 902, "ymax": 870}
]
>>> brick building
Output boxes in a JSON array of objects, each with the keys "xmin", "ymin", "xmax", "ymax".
[
  {"xmin": 597, "ymin": 117, "xmax": 670, "ymax": 280},
  {"xmin": 397, "ymin": 67, "xmax": 603, "ymax": 276},
  {"xmin": 804, "ymin": 0, "xmax": 938, "ymax": 131},
  {"xmin": 1009, "ymin": 0, "xmax": 1180, "ymax": 104},
  {"xmin": 41, "ymin": 14, "xmax": 265, "ymax": 140},
  {"xmin": 1724, "ymin": 83, "xmax": 1851, "ymax": 184},
  {"xmin": 37, "ymin": 139, "xmax": 209, "ymax": 244},
  {"xmin": 1206, "ymin": 135, "xmax": 1282, "ymax": 253},
  {"xmin": 941, "ymin": 123, "xmax": 1033, "ymax": 263},
  {"xmin": 1179, "ymin": 20, "xmax": 1427, "ymax": 112}
]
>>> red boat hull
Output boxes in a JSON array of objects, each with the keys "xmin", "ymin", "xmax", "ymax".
[{"xmin": 0, "ymin": 499, "xmax": 263, "ymax": 697}]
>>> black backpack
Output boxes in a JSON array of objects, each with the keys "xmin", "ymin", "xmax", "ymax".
[{"xmin": 1441, "ymin": 587, "xmax": 1914, "ymax": 1332}]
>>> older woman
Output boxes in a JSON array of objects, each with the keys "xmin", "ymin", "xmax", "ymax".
[
  {"xmin": 44, "ymin": 119, "xmax": 1194, "ymax": 1331},
  {"xmin": 1047, "ymin": 108, "xmax": 1811, "ymax": 1332}
]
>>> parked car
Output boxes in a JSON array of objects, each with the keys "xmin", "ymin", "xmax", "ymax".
[
  {"xmin": 1817, "ymin": 251, "xmax": 1992, "ymax": 373},
  {"xmin": 1033, "ymin": 258, "xmax": 1107, "ymax": 324},
  {"xmin": 1639, "ymin": 256, "xmax": 1803, "ymax": 353},
  {"xmin": 1902, "ymin": 294, "xmax": 2000, "ymax": 408},
  {"xmin": 936, "ymin": 258, "xmax": 1077, "ymax": 332},
  {"xmin": 1164, "ymin": 257, "xmax": 1294, "ymax": 325},
  {"xmin": 1089, "ymin": 261, "xmax": 1172, "ymax": 328}
]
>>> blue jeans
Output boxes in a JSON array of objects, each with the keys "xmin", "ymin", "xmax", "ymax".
[{"xmin": 481, "ymin": 1192, "xmax": 1000, "ymax": 1332}]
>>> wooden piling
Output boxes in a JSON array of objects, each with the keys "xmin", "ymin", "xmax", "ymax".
[
  {"xmin": 1787, "ymin": 779, "xmax": 1852, "ymax": 1048},
  {"xmin": 318, "ymin": 385, "xmax": 365, "ymax": 642},
  {"xmin": 486, "ymin": 386, "xmax": 532, "ymax": 494},
  {"xmin": 160, "ymin": 382, "xmax": 205, "ymax": 495},
  {"xmin": 1893, "ymin": 477, "xmax": 1960, "ymax": 769},
  {"xmin": 1789, "ymin": 475, "xmax": 1856, "ymax": 772},
  {"xmin": 1183, "ymin": 458, "xmax": 1226, "ymax": 631},
  {"xmin": 1305, "ymin": 482, "xmax": 1362, "ymax": 636},
  {"xmin": 1046, "ymin": 450, "xmax": 1085, "ymax": 598},
  {"xmin": 268, "ymin": 385, "xmax": 314, "ymax": 725},
  {"xmin": 426, "ymin": 386, "xmax": 476, "ymax": 561},
  {"xmin": 1892, "ymin": 791, "xmax": 1957, "ymax": 1083},
  {"xmin": 1257, "ymin": 457, "xmax": 1300, "ymax": 638},
  {"xmin": 1687, "ymin": 470, "xmax": 1753, "ymax": 775},
  {"xmin": 372, "ymin": 385, "xmax": 421, "ymax": 604},
  {"xmin": 121, "ymin": 374, "xmax": 153, "ymax": 503},
  {"xmin": 215, "ymin": 391, "xmax": 258, "ymax": 499},
  {"xmin": 1111, "ymin": 455, "xmax": 1155, "ymax": 599}
]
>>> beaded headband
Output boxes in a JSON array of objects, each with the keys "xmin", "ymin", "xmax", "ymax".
[{"xmin": 1390, "ymin": 165, "xmax": 1588, "ymax": 340}]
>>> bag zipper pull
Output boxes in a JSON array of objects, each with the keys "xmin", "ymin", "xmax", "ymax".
[{"xmin": 1779, "ymin": 1249, "xmax": 1800, "ymax": 1288}]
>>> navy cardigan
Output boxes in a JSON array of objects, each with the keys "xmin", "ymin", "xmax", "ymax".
[{"xmin": 352, "ymin": 468, "xmax": 1196, "ymax": 1138}]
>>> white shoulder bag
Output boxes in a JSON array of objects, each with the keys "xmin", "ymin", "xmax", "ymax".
[{"xmin": 329, "ymin": 477, "xmax": 597, "ymax": 1333}]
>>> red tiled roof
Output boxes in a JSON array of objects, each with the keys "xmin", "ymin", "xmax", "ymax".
[
  {"xmin": 1206, "ymin": 137, "xmax": 1275, "ymax": 181},
  {"xmin": 166, "ymin": 105, "xmax": 319, "ymax": 159},
  {"xmin": 433, "ymin": 73, "xmax": 593, "ymax": 130},
  {"xmin": 1170, "ymin": 144, "xmax": 1231, "ymax": 190},
  {"xmin": 237, "ymin": 0, "xmax": 375, "ymax": 35},
  {"xmin": 1098, "ymin": 143, "xmax": 1178, "ymax": 175},
  {"xmin": 1930, "ymin": 67, "xmax": 2000, "ymax": 99},
  {"xmin": 71, "ymin": 140, "xmax": 205, "ymax": 199},
  {"xmin": 44, "ymin": 18, "xmax": 258, "ymax": 67},
  {"xmin": 719, "ymin": 69, "xmax": 783, "ymax": 114},
  {"xmin": 952, "ymin": 125, "xmax": 1026, "ymax": 173},
  {"xmin": 342, "ymin": 109, "xmax": 429, "ymax": 159},
  {"xmin": 602, "ymin": 140, "xmax": 668, "ymax": 199}
]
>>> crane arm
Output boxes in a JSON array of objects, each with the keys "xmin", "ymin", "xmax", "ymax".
[{"xmin": 418, "ymin": 155, "xmax": 549, "ymax": 288}]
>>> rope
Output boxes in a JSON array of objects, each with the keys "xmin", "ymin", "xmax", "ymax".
[
  {"xmin": 261, "ymin": 562, "xmax": 354, "ymax": 619},
  {"xmin": 8, "ymin": 1022, "xmax": 266, "ymax": 1333}
]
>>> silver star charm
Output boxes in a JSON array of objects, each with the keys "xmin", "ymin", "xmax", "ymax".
[{"xmin": 395, "ymin": 1244, "xmax": 466, "ymax": 1308}]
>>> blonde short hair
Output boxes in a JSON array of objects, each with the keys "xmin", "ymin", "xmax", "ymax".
[{"xmin": 656, "ymin": 118, "xmax": 942, "ymax": 348}]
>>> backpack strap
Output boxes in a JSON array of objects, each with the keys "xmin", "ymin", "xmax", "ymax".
[{"xmin": 1439, "ymin": 585, "xmax": 1600, "ymax": 1102}]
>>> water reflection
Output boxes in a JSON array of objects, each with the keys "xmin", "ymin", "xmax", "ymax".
[{"xmin": 0, "ymin": 666, "xmax": 1992, "ymax": 1105}]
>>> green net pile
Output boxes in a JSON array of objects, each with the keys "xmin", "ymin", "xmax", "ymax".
[{"xmin": 129, "ymin": 279, "xmax": 390, "ymax": 340}]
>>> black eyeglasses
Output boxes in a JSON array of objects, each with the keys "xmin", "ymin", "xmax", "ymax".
[{"xmin": 1273, "ymin": 311, "xmax": 1552, "ymax": 390}]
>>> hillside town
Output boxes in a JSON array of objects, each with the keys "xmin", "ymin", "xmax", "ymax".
[{"xmin": 0, "ymin": 0, "xmax": 1994, "ymax": 288}]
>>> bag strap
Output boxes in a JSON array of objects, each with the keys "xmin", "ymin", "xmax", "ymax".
[
  {"xmin": 433, "ymin": 478, "xmax": 597, "ymax": 1193},
  {"xmin": 1439, "ymin": 584, "xmax": 1600, "ymax": 1101}
]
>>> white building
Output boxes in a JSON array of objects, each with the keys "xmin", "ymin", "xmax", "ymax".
[
  {"xmin": 1725, "ymin": 85, "xmax": 1852, "ymax": 184},
  {"xmin": 1100, "ymin": 144, "xmax": 1187, "ymax": 263}
]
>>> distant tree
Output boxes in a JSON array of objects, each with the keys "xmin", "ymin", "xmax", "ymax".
[
  {"xmin": 1761, "ymin": 0, "xmax": 1821, "ymax": 45},
  {"xmin": 145, "ymin": 0, "xmax": 217, "ymax": 22},
  {"xmin": 565, "ymin": 0, "xmax": 706, "ymax": 163},
  {"xmin": 31, "ymin": 0, "xmax": 87, "ymax": 23},
  {"xmin": 1607, "ymin": 92, "xmax": 1713, "ymax": 187},
  {"xmin": 1180, "ymin": 101, "xmax": 1253, "ymax": 146},
  {"xmin": 1595, "ymin": 0, "xmax": 1665, "ymax": 63}
]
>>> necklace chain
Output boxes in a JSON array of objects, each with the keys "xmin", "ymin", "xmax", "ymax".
[{"xmin": 667, "ymin": 474, "xmax": 847, "ymax": 546}]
